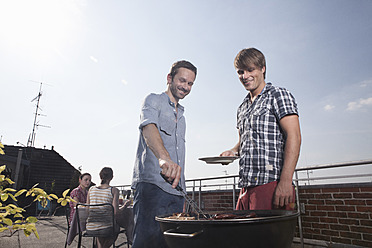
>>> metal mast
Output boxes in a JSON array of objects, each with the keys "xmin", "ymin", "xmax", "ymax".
[{"xmin": 27, "ymin": 82, "xmax": 50, "ymax": 147}]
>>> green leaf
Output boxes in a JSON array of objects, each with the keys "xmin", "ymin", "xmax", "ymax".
[
  {"xmin": 14, "ymin": 189, "xmax": 27, "ymax": 197},
  {"xmin": 15, "ymin": 224, "xmax": 26, "ymax": 230},
  {"xmin": 33, "ymin": 188, "xmax": 45, "ymax": 194},
  {"xmin": 14, "ymin": 213, "xmax": 24, "ymax": 218},
  {"xmin": 26, "ymin": 216, "xmax": 38, "ymax": 223},
  {"xmin": 13, "ymin": 224, "xmax": 21, "ymax": 230},
  {"xmin": 49, "ymin": 194, "xmax": 58, "ymax": 200},
  {"xmin": 15, "ymin": 207, "xmax": 25, "ymax": 213},
  {"xmin": 7, "ymin": 204, "xmax": 18, "ymax": 209},
  {"xmin": 25, "ymin": 223, "xmax": 36, "ymax": 232},
  {"xmin": 0, "ymin": 227, "xmax": 9, "ymax": 232},
  {"xmin": 33, "ymin": 229, "xmax": 40, "ymax": 239},
  {"xmin": 1, "ymin": 193, "xmax": 8, "ymax": 201},
  {"xmin": 30, "ymin": 183, "xmax": 39, "ymax": 189},
  {"xmin": 61, "ymin": 200, "xmax": 68, "ymax": 206},
  {"xmin": 5, "ymin": 178, "xmax": 14, "ymax": 184},
  {"xmin": 23, "ymin": 229, "xmax": 31, "ymax": 237},
  {"xmin": 3, "ymin": 218, "xmax": 13, "ymax": 226},
  {"xmin": 4, "ymin": 188, "xmax": 16, "ymax": 192},
  {"xmin": 62, "ymin": 189, "xmax": 70, "ymax": 198},
  {"xmin": 9, "ymin": 194, "xmax": 17, "ymax": 202}
]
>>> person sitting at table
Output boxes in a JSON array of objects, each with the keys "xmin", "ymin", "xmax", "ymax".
[
  {"xmin": 86, "ymin": 167, "xmax": 120, "ymax": 248},
  {"xmin": 69, "ymin": 172, "xmax": 91, "ymax": 224},
  {"xmin": 116, "ymin": 199, "xmax": 134, "ymax": 244}
]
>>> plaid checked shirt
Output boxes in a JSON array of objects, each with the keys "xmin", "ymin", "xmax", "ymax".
[
  {"xmin": 68, "ymin": 185, "xmax": 88, "ymax": 223},
  {"xmin": 237, "ymin": 82, "xmax": 298, "ymax": 188}
]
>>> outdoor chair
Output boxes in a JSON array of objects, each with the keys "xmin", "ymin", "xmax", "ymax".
[
  {"xmin": 64, "ymin": 206, "xmax": 71, "ymax": 248},
  {"xmin": 76, "ymin": 203, "xmax": 130, "ymax": 248}
]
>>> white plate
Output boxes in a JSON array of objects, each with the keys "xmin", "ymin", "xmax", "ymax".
[{"xmin": 198, "ymin": 156, "xmax": 239, "ymax": 165}]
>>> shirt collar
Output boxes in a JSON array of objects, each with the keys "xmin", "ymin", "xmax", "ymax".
[
  {"xmin": 78, "ymin": 185, "xmax": 87, "ymax": 192},
  {"xmin": 161, "ymin": 92, "xmax": 184, "ymax": 111},
  {"xmin": 244, "ymin": 82, "xmax": 272, "ymax": 102}
]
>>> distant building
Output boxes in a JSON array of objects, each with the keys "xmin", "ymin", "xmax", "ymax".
[{"xmin": 0, "ymin": 145, "xmax": 80, "ymax": 195}]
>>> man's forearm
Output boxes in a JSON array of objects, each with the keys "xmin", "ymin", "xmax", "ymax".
[
  {"xmin": 142, "ymin": 123, "xmax": 182, "ymax": 187},
  {"xmin": 280, "ymin": 134, "xmax": 301, "ymax": 183},
  {"xmin": 142, "ymin": 124, "xmax": 171, "ymax": 161},
  {"xmin": 220, "ymin": 131, "xmax": 241, "ymax": 156},
  {"xmin": 231, "ymin": 142, "xmax": 240, "ymax": 155}
]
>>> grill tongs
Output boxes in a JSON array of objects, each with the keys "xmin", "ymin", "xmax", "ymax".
[{"xmin": 160, "ymin": 173, "xmax": 209, "ymax": 219}]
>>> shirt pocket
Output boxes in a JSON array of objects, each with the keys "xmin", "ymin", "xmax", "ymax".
[
  {"xmin": 159, "ymin": 114, "xmax": 176, "ymax": 136},
  {"xmin": 250, "ymin": 107, "xmax": 270, "ymax": 131}
]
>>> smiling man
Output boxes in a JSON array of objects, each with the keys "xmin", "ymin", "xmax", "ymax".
[
  {"xmin": 131, "ymin": 60, "xmax": 197, "ymax": 248},
  {"xmin": 221, "ymin": 48, "xmax": 301, "ymax": 211}
]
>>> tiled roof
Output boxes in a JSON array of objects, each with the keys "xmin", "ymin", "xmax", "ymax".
[{"xmin": 1, "ymin": 145, "xmax": 80, "ymax": 195}]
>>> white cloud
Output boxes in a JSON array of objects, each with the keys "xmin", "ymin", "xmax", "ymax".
[
  {"xmin": 346, "ymin": 97, "xmax": 372, "ymax": 111},
  {"xmin": 121, "ymin": 79, "xmax": 128, "ymax": 85},
  {"xmin": 89, "ymin": 56, "xmax": 98, "ymax": 63},
  {"xmin": 324, "ymin": 104, "xmax": 335, "ymax": 111},
  {"xmin": 360, "ymin": 79, "xmax": 372, "ymax": 88}
]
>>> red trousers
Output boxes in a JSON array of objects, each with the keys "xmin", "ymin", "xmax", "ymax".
[{"xmin": 236, "ymin": 181, "xmax": 295, "ymax": 210}]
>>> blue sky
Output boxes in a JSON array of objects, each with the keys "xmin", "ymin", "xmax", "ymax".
[{"xmin": 1, "ymin": 0, "xmax": 371, "ymax": 185}]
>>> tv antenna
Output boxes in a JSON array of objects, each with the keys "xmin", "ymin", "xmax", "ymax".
[{"xmin": 27, "ymin": 81, "xmax": 51, "ymax": 147}]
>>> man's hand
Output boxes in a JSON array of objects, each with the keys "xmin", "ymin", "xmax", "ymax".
[
  {"xmin": 220, "ymin": 135, "xmax": 240, "ymax": 157},
  {"xmin": 220, "ymin": 150, "xmax": 237, "ymax": 157},
  {"xmin": 273, "ymin": 181, "xmax": 293, "ymax": 208},
  {"xmin": 142, "ymin": 124, "xmax": 182, "ymax": 189},
  {"xmin": 159, "ymin": 158, "xmax": 182, "ymax": 189}
]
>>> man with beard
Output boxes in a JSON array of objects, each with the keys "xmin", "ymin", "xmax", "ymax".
[
  {"xmin": 221, "ymin": 48, "xmax": 301, "ymax": 211},
  {"xmin": 131, "ymin": 60, "xmax": 197, "ymax": 248}
]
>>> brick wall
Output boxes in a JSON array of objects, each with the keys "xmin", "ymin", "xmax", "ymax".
[
  {"xmin": 199, "ymin": 190, "xmax": 237, "ymax": 211},
  {"xmin": 298, "ymin": 183, "xmax": 372, "ymax": 247},
  {"xmin": 189, "ymin": 182, "xmax": 372, "ymax": 247},
  {"xmin": 189, "ymin": 189, "xmax": 237, "ymax": 212}
]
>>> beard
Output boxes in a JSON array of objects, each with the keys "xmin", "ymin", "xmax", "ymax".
[{"xmin": 170, "ymin": 82, "xmax": 189, "ymax": 100}]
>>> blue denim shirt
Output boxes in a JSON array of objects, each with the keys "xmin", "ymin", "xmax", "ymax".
[{"xmin": 131, "ymin": 92, "xmax": 186, "ymax": 195}]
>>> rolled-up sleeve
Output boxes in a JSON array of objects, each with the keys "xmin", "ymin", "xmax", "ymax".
[{"xmin": 139, "ymin": 94, "xmax": 159, "ymax": 130}]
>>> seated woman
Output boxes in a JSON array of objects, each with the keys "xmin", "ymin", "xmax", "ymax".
[
  {"xmin": 69, "ymin": 173, "xmax": 91, "ymax": 223},
  {"xmin": 116, "ymin": 198, "xmax": 134, "ymax": 244},
  {"xmin": 86, "ymin": 167, "xmax": 120, "ymax": 248}
]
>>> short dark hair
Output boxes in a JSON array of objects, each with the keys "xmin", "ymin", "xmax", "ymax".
[
  {"xmin": 234, "ymin": 48, "xmax": 266, "ymax": 79},
  {"xmin": 169, "ymin": 60, "xmax": 197, "ymax": 80},
  {"xmin": 99, "ymin": 167, "xmax": 113, "ymax": 184},
  {"xmin": 79, "ymin": 173, "xmax": 91, "ymax": 180}
]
